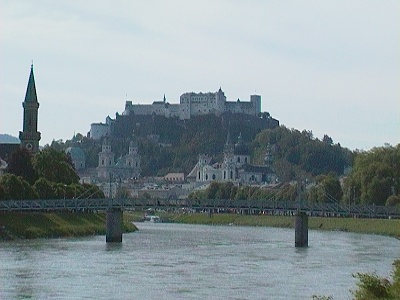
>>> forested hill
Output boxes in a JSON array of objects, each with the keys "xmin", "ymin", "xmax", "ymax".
[
  {"xmin": 112, "ymin": 112, "xmax": 278, "ymax": 144},
  {"xmin": 251, "ymin": 126, "xmax": 353, "ymax": 182},
  {"xmin": 58, "ymin": 113, "xmax": 352, "ymax": 178},
  {"xmin": 110, "ymin": 112, "xmax": 279, "ymax": 175},
  {"xmin": 91, "ymin": 113, "xmax": 349, "ymax": 178}
]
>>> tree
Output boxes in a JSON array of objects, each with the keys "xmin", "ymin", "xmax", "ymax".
[
  {"xmin": 386, "ymin": 195, "xmax": 400, "ymax": 207},
  {"xmin": 351, "ymin": 260, "xmax": 400, "ymax": 299},
  {"xmin": 6, "ymin": 148, "xmax": 37, "ymax": 184},
  {"xmin": 322, "ymin": 134, "xmax": 333, "ymax": 145},
  {"xmin": 33, "ymin": 148, "xmax": 79, "ymax": 185},
  {"xmin": 345, "ymin": 145, "xmax": 399, "ymax": 205},
  {"xmin": 33, "ymin": 177, "xmax": 57, "ymax": 199},
  {"xmin": 0, "ymin": 174, "xmax": 38, "ymax": 200}
]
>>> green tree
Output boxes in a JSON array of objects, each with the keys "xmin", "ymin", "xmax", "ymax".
[
  {"xmin": 0, "ymin": 174, "xmax": 38, "ymax": 200},
  {"xmin": 345, "ymin": 145, "xmax": 399, "ymax": 205},
  {"xmin": 6, "ymin": 148, "xmax": 37, "ymax": 184},
  {"xmin": 33, "ymin": 177, "xmax": 57, "ymax": 199},
  {"xmin": 206, "ymin": 182, "xmax": 221, "ymax": 199},
  {"xmin": 33, "ymin": 148, "xmax": 79, "ymax": 185},
  {"xmin": 351, "ymin": 260, "xmax": 400, "ymax": 299}
]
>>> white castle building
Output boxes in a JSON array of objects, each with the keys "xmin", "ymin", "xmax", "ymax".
[
  {"xmin": 123, "ymin": 88, "xmax": 261, "ymax": 120},
  {"xmin": 187, "ymin": 133, "xmax": 277, "ymax": 185}
]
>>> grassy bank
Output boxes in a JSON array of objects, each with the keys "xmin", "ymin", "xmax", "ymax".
[
  {"xmin": 0, "ymin": 212, "xmax": 137, "ymax": 240},
  {"xmin": 133, "ymin": 212, "xmax": 400, "ymax": 238}
]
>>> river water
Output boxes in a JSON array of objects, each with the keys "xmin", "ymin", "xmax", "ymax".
[{"xmin": 0, "ymin": 223, "xmax": 399, "ymax": 300}]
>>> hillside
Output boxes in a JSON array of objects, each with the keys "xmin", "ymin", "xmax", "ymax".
[
  {"xmin": 60, "ymin": 113, "xmax": 352, "ymax": 179},
  {"xmin": 0, "ymin": 134, "xmax": 19, "ymax": 144},
  {"xmin": 110, "ymin": 112, "xmax": 279, "ymax": 175}
]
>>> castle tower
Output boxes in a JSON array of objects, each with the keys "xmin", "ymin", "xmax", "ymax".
[
  {"xmin": 19, "ymin": 64, "xmax": 41, "ymax": 152},
  {"xmin": 97, "ymin": 137, "xmax": 115, "ymax": 179},
  {"xmin": 250, "ymin": 94, "xmax": 261, "ymax": 116},
  {"xmin": 215, "ymin": 87, "xmax": 226, "ymax": 113}
]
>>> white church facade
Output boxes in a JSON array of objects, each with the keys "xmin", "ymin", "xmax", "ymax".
[{"xmin": 187, "ymin": 134, "xmax": 277, "ymax": 185}]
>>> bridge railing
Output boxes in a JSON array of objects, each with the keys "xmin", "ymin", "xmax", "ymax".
[{"xmin": 1, "ymin": 198, "xmax": 399, "ymax": 218}]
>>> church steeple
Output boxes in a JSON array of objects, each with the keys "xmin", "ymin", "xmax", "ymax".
[
  {"xmin": 25, "ymin": 64, "xmax": 38, "ymax": 103},
  {"xmin": 19, "ymin": 64, "xmax": 41, "ymax": 152}
]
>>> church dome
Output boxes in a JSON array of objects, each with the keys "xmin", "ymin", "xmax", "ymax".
[{"xmin": 65, "ymin": 147, "xmax": 85, "ymax": 161}]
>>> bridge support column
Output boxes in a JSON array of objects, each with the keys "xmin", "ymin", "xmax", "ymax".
[
  {"xmin": 106, "ymin": 208, "xmax": 123, "ymax": 243},
  {"xmin": 295, "ymin": 212, "xmax": 308, "ymax": 247}
]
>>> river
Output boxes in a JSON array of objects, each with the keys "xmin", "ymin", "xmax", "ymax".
[{"xmin": 1, "ymin": 223, "xmax": 399, "ymax": 299}]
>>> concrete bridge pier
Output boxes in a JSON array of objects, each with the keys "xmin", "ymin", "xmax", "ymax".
[
  {"xmin": 295, "ymin": 212, "xmax": 308, "ymax": 247},
  {"xmin": 106, "ymin": 208, "xmax": 123, "ymax": 243}
]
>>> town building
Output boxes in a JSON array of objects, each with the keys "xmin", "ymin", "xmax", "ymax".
[
  {"xmin": 65, "ymin": 147, "xmax": 86, "ymax": 170},
  {"xmin": 187, "ymin": 134, "xmax": 277, "ymax": 185},
  {"xmin": 97, "ymin": 137, "xmax": 141, "ymax": 181}
]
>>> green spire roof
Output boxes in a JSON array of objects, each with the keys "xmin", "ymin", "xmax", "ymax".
[{"xmin": 24, "ymin": 64, "xmax": 38, "ymax": 103}]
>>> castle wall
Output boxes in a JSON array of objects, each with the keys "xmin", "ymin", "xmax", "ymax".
[
  {"xmin": 90, "ymin": 123, "xmax": 111, "ymax": 140},
  {"xmin": 123, "ymin": 89, "xmax": 261, "ymax": 120}
]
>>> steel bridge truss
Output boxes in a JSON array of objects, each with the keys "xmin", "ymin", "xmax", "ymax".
[{"xmin": 0, "ymin": 198, "xmax": 399, "ymax": 219}]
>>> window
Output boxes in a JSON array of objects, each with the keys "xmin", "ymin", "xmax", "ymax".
[
  {"xmin": 198, "ymin": 171, "xmax": 201, "ymax": 179},
  {"xmin": 230, "ymin": 171, "xmax": 233, "ymax": 179},
  {"xmin": 206, "ymin": 174, "xmax": 208, "ymax": 180},
  {"xmin": 212, "ymin": 174, "xmax": 216, "ymax": 180},
  {"xmin": 102, "ymin": 159, "xmax": 104, "ymax": 165},
  {"xmin": 237, "ymin": 157, "xmax": 240, "ymax": 163}
]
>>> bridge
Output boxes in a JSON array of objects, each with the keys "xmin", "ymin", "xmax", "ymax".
[{"xmin": 1, "ymin": 198, "xmax": 398, "ymax": 245}]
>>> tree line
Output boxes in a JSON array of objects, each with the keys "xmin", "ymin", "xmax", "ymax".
[
  {"xmin": 0, "ymin": 147, "xmax": 104, "ymax": 200},
  {"xmin": 44, "ymin": 121, "xmax": 399, "ymax": 207}
]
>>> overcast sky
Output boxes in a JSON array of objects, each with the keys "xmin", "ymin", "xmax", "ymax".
[{"xmin": 1, "ymin": 1, "xmax": 399, "ymax": 150}]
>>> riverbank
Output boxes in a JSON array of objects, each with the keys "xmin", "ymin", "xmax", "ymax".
[
  {"xmin": 131, "ymin": 212, "xmax": 400, "ymax": 238},
  {"xmin": 0, "ymin": 212, "xmax": 137, "ymax": 240}
]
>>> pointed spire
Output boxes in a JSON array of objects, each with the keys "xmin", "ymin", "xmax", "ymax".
[
  {"xmin": 224, "ymin": 130, "xmax": 234, "ymax": 153},
  {"xmin": 24, "ymin": 64, "xmax": 38, "ymax": 103},
  {"xmin": 163, "ymin": 94, "xmax": 166, "ymax": 103}
]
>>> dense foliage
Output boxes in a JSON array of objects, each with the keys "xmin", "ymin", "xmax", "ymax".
[
  {"xmin": 36, "ymin": 115, "xmax": 399, "ymax": 206},
  {"xmin": 252, "ymin": 126, "xmax": 353, "ymax": 181},
  {"xmin": 0, "ymin": 147, "xmax": 104, "ymax": 200},
  {"xmin": 351, "ymin": 260, "xmax": 400, "ymax": 300},
  {"xmin": 189, "ymin": 181, "xmax": 298, "ymax": 201},
  {"xmin": 344, "ymin": 145, "xmax": 400, "ymax": 206}
]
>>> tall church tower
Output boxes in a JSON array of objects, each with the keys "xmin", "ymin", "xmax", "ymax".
[
  {"xmin": 19, "ymin": 64, "xmax": 41, "ymax": 152},
  {"xmin": 125, "ymin": 140, "xmax": 141, "ymax": 179},
  {"xmin": 97, "ymin": 137, "xmax": 115, "ymax": 179}
]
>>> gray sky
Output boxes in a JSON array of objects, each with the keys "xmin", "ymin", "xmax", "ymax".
[{"xmin": 1, "ymin": 1, "xmax": 399, "ymax": 150}]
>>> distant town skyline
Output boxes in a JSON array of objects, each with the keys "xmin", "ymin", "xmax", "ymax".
[{"xmin": 1, "ymin": 1, "xmax": 399, "ymax": 150}]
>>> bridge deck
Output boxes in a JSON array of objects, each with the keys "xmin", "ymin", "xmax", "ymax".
[{"xmin": 0, "ymin": 198, "xmax": 398, "ymax": 219}]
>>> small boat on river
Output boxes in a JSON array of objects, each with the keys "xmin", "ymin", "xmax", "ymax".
[{"xmin": 144, "ymin": 215, "xmax": 162, "ymax": 223}]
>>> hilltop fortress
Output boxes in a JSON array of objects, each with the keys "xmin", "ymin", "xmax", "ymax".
[
  {"xmin": 90, "ymin": 88, "xmax": 278, "ymax": 141},
  {"xmin": 122, "ymin": 88, "xmax": 261, "ymax": 120}
]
